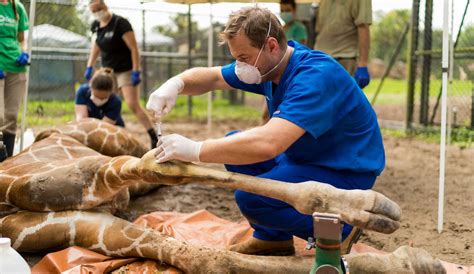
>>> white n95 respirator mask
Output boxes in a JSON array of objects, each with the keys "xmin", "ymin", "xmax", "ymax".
[
  {"xmin": 90, "ymin": 94, "xmax": 109, "ymax": 107},
  {"xmin": 234, "ymin": 18, "xmax": 289, "ymax": 85}
]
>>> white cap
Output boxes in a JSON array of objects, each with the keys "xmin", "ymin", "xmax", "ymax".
[{"xmin": 0, "ymin": 237, "xmax": 11, "ymax": 247}]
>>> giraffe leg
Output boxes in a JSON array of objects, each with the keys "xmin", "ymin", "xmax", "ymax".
[
  {"xmin": 0, "ymin": 210, "xmax": 313, "ymax": 273},
  {"xmin": 0, "ymin": 211, "xmax": 446, "ymax": 274},
  {"xmin": 134, "ymin": 151, "xmax": 401, "ymax": 234},
  {"xmin": 345, "ymin": 246, "xmax": 446, "ymax": 274}
]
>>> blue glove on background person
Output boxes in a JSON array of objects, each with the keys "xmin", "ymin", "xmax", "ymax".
[
  {"xmin": 131, "ymin": 70, "xmax": 141, "ymax": 86},
  {"xmin": 354, "ymin": 67, "xmax": 370, "ymax": 89},
  {"xmin": 0, "ymin": 70, "xmax": 5, "ymax": 80},
  {"xmin": 15, "ymin": 52, "xmax": 29, "ymax": 66},
  {"xmin": 84, "ymin": 66, "xmax": 93, "ymax": 81}
]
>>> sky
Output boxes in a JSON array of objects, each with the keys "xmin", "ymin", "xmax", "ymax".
[{"xmin": 99, "ymin": 0, "xmax": 472, "ymax": 36}]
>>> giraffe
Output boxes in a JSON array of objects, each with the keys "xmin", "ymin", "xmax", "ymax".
[{"xmin": 0, "ymin": 118, "xmax": 446, "ymax": 273}]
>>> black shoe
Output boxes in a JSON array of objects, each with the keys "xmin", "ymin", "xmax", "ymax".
[
  {"xmin": 147, "ymin": 128, "xmax": 158, "ymax": 149},
  {"xmin": 0, "ymin": 133, "xmax": 7, "ymax": 162},
  {"xmin": 3, "ymin": 132, "xmax": 15, "ymax": 157}
]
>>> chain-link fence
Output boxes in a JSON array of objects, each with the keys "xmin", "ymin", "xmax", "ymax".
[
  {"xmin": 23, "ymin": 0, "xmax": 236, "ymax": 102},
  {"xmin": 24, "ymin": 0, "xmax": 474, "ymax": 133},
  {"xmin": 407, "ymin": 0, "xmax": 474, "ymax": 130}
]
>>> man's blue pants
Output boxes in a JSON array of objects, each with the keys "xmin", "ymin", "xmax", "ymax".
[{"xmin": 225, "ymin": 135, "xmax": 376, "ymax": 241}]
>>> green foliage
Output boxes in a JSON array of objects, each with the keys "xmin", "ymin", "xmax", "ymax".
[
  {"xmin": 371, "ymin": 9, "xmax": 410, "ymax": 63},
  {"xmin": 154, "ymin": 13, "xmax": 202, "ymax": 52},
  {"xmin": 458, "ymin": 24, "xmax": 474, "ymax": 48},
  {"xmin": 153, "ymin": 14, "xmax": 226, "ymax": 56},
  {"xmin": 23, "ymin": 1, "xmax": 88, "ymax": 35}
]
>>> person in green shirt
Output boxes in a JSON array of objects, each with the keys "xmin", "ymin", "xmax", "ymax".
[
  {"xmin": 314, "ymin": 0, "xmax": 372, "ymax": 89},
  {"xmin": 280, "ymin": 0, "xmax": 308, "ymax": 46},
  {"xmin": 0, "ymin": 0, "xmax": 29, "ymax": 160}
]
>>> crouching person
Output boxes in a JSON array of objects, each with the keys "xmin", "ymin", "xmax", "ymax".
[{"xmin": 75, "ymin": 68, "xmax": 125, "ymax": 127}]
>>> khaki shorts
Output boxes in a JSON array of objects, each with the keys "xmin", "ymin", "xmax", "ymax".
[
  {"xmin": 335, "ymin": 58, "xmax": 357, "ymax": 76},
  {"xmin": 0, "ymin": 72, "xmax": 27, "ymax": 134},
  {"xmin": 115, "ymin": 70, "xmax": 133, "ymax": 89}
]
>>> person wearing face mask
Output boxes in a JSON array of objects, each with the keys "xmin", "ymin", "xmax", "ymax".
[
  {"xmin": 280, "ymin": 0, "xmax": 307, "ymax": 45},
  {"xmin": 0, "ymin": 0, "xmax": 29, "ymax": 161},
  {"xmin": 314, "ymin": 0, "xmax": 372, "ymax": 89},
  {"xmin": 146, "ymin": 6, "xmax": 384, "ymax": 256},
  {"xmin": 75, "ymin": 68, "xmax": 125, "ymax": 127},
  {"xmin": 85, "ymin": 0, "xmax": 158, "ymax": 147}
]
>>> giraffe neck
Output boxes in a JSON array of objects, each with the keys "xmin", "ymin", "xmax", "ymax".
[{"xmin": 1, "ymin": 210, "xmax": 314, "ymax": 273}]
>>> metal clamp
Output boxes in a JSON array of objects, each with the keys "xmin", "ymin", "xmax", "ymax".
[
  {"xmin": 341, "ymin": 256, "xmax": 350, "ymax": 274},
  {"xmin": 306, "ymin": 237, "xmax": 316, "ymax": 250}
]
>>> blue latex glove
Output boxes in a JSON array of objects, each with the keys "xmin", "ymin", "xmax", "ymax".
[
  {"xmin": 131, "ymin": 70, "xmax": 141, "ymax": 86},
  {"xmin": 84, "ymin": 66, "xmax": 93, "ymax": 81},
  {"xmin": 15, "ymin": 52, "xmax": 29, "ymax": 66},
  {"xmin": 0, "ymin": 70, "xmax": 5, "ymax": 80},
  {"xmin": 354, "ymin": 67, "xmax": 370, "ymax": 89}
]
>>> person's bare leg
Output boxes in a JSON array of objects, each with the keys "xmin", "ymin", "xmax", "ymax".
[
  {"xmin": 121, "ymin": 85, "xmax": 158, "ymax": 148},
  {"xmin": 121, "ymin": 85, "xmax": 153, "ymax": 130}
]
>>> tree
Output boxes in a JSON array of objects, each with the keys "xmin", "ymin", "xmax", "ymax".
[
  {"xmin": 23, "ymin": 0, "xmax": 88, "ymax": 36},
  {"xmin": 371, "ymin": 9, "xmax": 410, "ymax": 63},
  {"xmin": 154, "ymin": 13, "xmax": 202, "ymax": 53},
  {"xmin": 457, "ymin": 24, "xmax": 474, "ymax": 49},
  {"xmin": 153, "ymin": 14, "xmax": 228, "ymax": 57}
]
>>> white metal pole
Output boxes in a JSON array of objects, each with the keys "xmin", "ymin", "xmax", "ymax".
[
  {"xmin": 207, "ymin": 3, "xmax": 213, "ymax": 130},
  {"xmin": 438, "ymin": 0, "xmax": 450, "ymax": 233},
  {"xmin": 447, "ymin": 0, "xmax": 454, "ymax": 145},
  {"xmin": 20, "ymin": 0, "xmax": 37, "ymax": 151}
]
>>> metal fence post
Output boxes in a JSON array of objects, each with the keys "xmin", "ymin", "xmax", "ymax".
[
  {"xmin": 141, "ymin": 4, "xmax": 148, "ymax": 100},
  {"xmin": 420, "ymin": 0, "xmax": 433, "ymax": 126},
  {"xmin": 187, "ymin": 4, "xmax": 193, "ymax": 118},
  {"xmin": 471, "ymin": 82, "xmax": 474, "ymax": 129},
  {"xmin": 406, "ymin": 0, "xmax": 421, "ymax": 129}
]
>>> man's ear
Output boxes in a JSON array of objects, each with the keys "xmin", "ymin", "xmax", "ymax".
[{"xmin": 268, "ymin": 37, "xmax": 280, "ymax": 53}]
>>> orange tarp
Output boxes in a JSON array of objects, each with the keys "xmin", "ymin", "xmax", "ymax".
[{"xmin": 32, "ymin": 210, "xmax": 473, "ymax": 274}]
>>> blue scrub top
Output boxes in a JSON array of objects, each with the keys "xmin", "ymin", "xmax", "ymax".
[
  {"xmin": 75, "ymin": 84, "xmax": 125, "ymax": 127},
  {"xmin": 221, "ymin": 40, "xmax": 385, "ymax": 176}
]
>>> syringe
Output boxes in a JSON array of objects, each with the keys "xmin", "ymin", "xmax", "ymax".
[{"xmin": 156, "ymin": 118, "xmax": 162, "ymax": 140}]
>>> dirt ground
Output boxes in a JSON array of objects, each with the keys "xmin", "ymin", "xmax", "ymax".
[{"xmin": 23, "ymin": 118, "xmax": 473, "ymax": 268}]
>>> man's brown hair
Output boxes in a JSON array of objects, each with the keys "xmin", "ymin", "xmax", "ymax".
[{"xmin": 219, "ymin": 6, "xmax": 287, "ymax": 49}]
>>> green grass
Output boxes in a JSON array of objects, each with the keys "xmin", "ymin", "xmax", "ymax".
[
  {"xmin": 165, "ymin": 94, "xmax": 261, "ymax": 123},
  {"xmin": 19, "ymin": 100, "xmax": 76, "ymax": 127},
  {"xmin": 19, "ymin": 93, "xmax": 261, "ymax": 128},
  {"xmin": 382, "ymin": 127, "xmax": 474, "ymax": 148},
  {"xmin": 18, "ymin": 82, "xmax": 473, "ymax": 147},
  {"xmin": 363, "ymin": 78, "xmax": 473, "ymax": 105}
]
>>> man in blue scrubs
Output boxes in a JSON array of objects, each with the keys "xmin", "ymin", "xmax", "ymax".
[{"xmin": 146, "ymin": 6, "xmax": 384, "ymax": 256}]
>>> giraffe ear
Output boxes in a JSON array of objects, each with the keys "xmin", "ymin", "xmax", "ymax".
[{"xmin": 35, "ymin": 129, "xmax": 60, "ymax": 142}]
